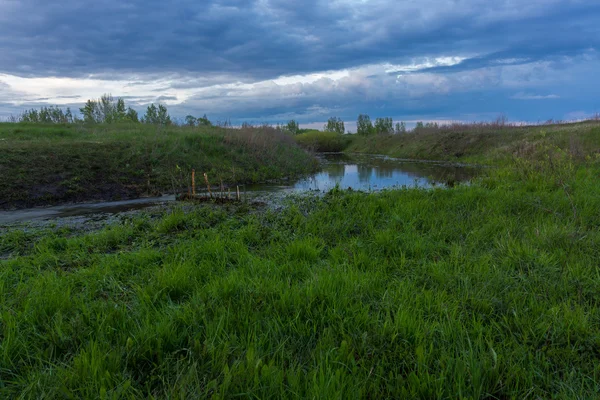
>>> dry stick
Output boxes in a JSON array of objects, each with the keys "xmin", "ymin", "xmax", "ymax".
[
  {"xmin": 191, "ymin": 169, "xmax": 196, "ymax": 197},
  {"xmin": 228, "ymin": 188, "xmax": 231, "ymax": 200},
  {"xmin": 203, "ymin": 173, "xmax": 212, "ymax": 198},
  {"xmin": 236, "ymin": 186, "xmax": 240, "ymax": 201}
]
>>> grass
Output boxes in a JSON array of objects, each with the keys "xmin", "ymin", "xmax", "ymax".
[
  {"xmin": 346, "ymin": 120, "xmax": 600, "ymax": 164},
  {"xmin": 294, "ymin": 130, "xmax": 353, "ymax": 152},
  {"xmin": 2, "ymin": 146, "xmax": 600, "ymax": 398},
  {"xmin": 0, "ymin": 123, "xmax": 318, "ymax": 209}
]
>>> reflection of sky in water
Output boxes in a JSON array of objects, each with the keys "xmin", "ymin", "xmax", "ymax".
[
  {"xmin": 294, "ymin": 163, "xmax": 432, "ymax": 191},
  {"xmin": 244, "ymin": 154, "xmax": 478, "ymax": 193}
]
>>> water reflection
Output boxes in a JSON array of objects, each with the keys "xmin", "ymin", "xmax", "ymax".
[
  {"xmin": 327, "ymin": 163, "xmax": 345, "ymax": 182},
  {"xmin": 292, "ymin": 153, "xmax": 478, "ymax": 191}
]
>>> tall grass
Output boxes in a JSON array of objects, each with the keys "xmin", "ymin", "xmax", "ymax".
[{"xmin": 1, "ymin": 149, "xmax": 600, "ymax": 398}]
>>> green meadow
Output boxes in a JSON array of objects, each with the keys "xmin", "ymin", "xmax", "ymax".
[{"xmin": 1, "ymin": 120, "xmax": 600, "ymax": 398}]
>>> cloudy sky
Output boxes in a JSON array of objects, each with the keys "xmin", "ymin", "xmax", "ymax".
[{"xmin": 0, "ymin": 0, "xmax": 599, "ymax": 128}]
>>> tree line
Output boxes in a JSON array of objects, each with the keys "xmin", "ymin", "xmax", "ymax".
[
  {"xmin": 283, "ymin": 115, "xmax": 435, "ymax": 135},
  {"xmin": 16, "ymin": 94, "xmax": 180, "ymax": 126},
  {"xmin": 15, "ymin": 96, "xmax": 438, "ymax": 133}
]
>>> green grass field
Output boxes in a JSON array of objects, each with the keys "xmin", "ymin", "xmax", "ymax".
[
  {"xmin": 2, "ymin": 144, "xmax": 600, "ymax": 397},
  {"xmin": 0, "ymin": 123, "xmax": 318, "ymax": 209}
]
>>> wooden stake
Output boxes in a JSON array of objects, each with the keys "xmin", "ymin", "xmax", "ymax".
[
  {"xmin": 191, "ymin": 169, "xmax": 196, "ymax": 196},
  {"xmin": 236, "ymin": 185, "xmax": 240, "ymax": 201},
  {"xmin": 228, "ymin": 188, "xmax": 231, "ymax": 199},
  {"xmin": 203, "ymin": 173, "xmax": 212, "ymax": 198}
]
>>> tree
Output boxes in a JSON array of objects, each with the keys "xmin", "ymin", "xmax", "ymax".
[
  {"xmin": 285, "ymin": 120, "xmax": 300, "ymax": 135},
  {"xmin": 197, "ymin": 114, "xmax": 212, "ymax": 126},
  {"xmin": 126, "ymin": 107, "xmax": 139, "ymax": 123},
  {"xmin": 395, "ymin": 121, "xmax": 406, "ymax": 134},
  {"xmin": 375, "ymin": 117, "xmax": 393, "ymax": 134},
  {"xmin": 157, "ymin": 105, "xmax": 171, "ymax": 125},
  {"xmin": 20, "ymin": 109, "xmax": 39, "ymax": 123},
  {"xmin": 116, "ymin": 98, "xmax": 127, "ymax": 122},
  {"xmin": 142, "ymin": 104, "xmax": 157, "ymax": 124},
  {"xmin": 415, "ymin": 121, "xmax": 425, "ymax": 131},
  {"xmin": 79, "ymin": 94, "xmax": 129, "ymax": 123},
  {"xmin": 100, "ymin": 94, "xmax": 116, "ymax": 123},
  {"xmin": 65, "ymin": 108, "xmax": 73, "ymax": 123},
  {"xmin": 185, "ymin": 115, "xmax": 197, "ymax": 127},
  {"xmin": 324, "ymin": 117, "xmax": 345, "ymax": 134},
  {"xmin": 357, "ymin": 114, "xmax": 374, "ymax": 136},
  {"xmin": 80, "ymin": 100, "xmax": 98, "ymax": 123},
  {"xmin": 142, "ymin": 104, "xmax": 171, "ymax": 125}
]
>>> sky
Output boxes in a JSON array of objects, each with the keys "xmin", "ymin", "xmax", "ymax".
[{"xmin": 0, "ymin": 0, "xmax": 599, "ymax": 129}]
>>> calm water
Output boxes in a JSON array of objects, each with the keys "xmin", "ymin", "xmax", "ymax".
[
  {"xmin": 0, "ymin": 154, "xmax": 478, "ymax": 224},
  {"xmin": 248, "ymin": 153, "xmax": 478, "ymax": 192}
]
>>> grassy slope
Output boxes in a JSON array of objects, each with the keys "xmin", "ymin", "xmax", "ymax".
[
  {"xmin": 346, "ymin": 121, "xmax": 600, "ymax": 164},
  {"xmin": 0, "ymin": 123, "xmax": 318, "ymax": 209},
  {"xmin": 2, "ymin": 153, "xmax": 600, "ymax": 398}
]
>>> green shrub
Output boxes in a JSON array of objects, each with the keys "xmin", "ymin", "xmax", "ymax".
[{"xmin": 294, "ymin": 130, "xmax": 353, "ymax": 152}]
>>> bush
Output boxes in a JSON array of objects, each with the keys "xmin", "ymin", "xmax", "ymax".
[{"xmin": 295, "ymin": 130, "xmax": 353, "ymax": 152}]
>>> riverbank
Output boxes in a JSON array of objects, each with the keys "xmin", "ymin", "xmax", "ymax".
[
  {"xmin": 2, "ymin": 151, "xmax": 600, "ymax": 397},
  {"xmin": 345, "ymin": 120, "xmax": 600, "ymax": 164},
  {"xmin": 0, "ymin": 123, "xmax": 319, "ymax": 210}
]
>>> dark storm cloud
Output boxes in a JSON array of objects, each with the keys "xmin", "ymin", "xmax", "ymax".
[
  {"xmin": 1, "ymin": 0, "xmax": 599, "ymax": 124},
  {"xmin": 1, "ymin": 0, "xmax": 598, "ymax": 79}
]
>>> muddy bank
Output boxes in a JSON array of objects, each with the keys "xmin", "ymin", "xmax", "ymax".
[
  {"xmin": 0, "ymin": 195, "xmax": 176, "ymax": 226},
  {"xmin": 0, "ymin": 123, "xmax": 319, "ymax": 210}
]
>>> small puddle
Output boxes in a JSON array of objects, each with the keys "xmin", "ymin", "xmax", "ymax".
[{"xmin": 0, "ymin": 154, "xmax": 478, "ymax": 225}]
